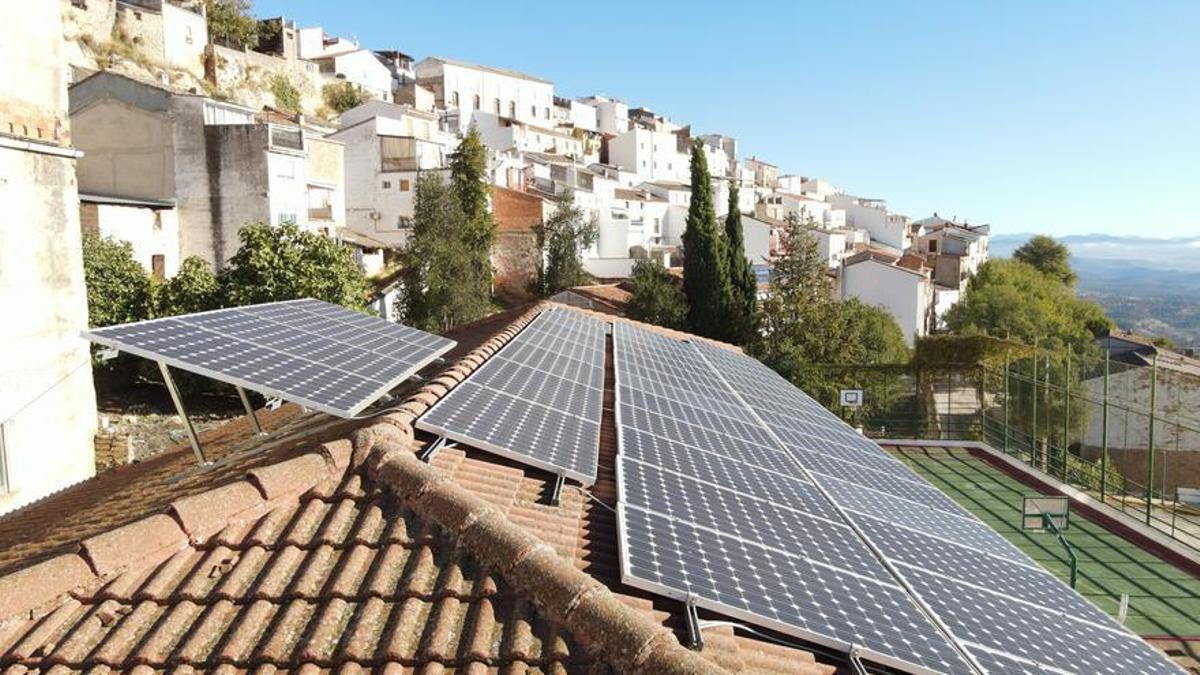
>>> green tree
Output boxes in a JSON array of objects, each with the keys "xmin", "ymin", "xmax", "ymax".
[
  {"xmin": 155, "ymin": 256, "xmax": 221, "ymax": 317},
  {"xmin": 205, "ymin": 0, "xmax": 259, "ymax": 49},
  {"xmin": 1013, "ymin": 234, "xmax": 1076, "ymax": 285},
  {"xmin": 533, "ymin": 191, "xmax": 598, "ymax": 296},
  {"xmin": 842, "ymin": 299, "xmax": 910, "ymax": 364},
  {"xmin": 945, "ymin": 258, "xmax": 1110, "ymax": 355},
  {"xmin": 270, "ymin": 74, "xmax": 301, "ymax": 114},
  {"xmin": 398, "ymin": 172, "xmax": 490, "ymax": 331},
  {"xmin": 322, "ymin": 81, "xmax": 371, "ymax": 114},
  {"xmin": 81, "ymin": 232, "xmax": 154, "ymax": 328},
  {"xmin": 682, "ymin": 140, "xmax": 734, "ymax": 340},
  {"xmin": 449, "ymin": 129, "xmax": 496, "ymax": 297},
  {"xmin": 627, "ymin": 259, "xmax": 687, "ymax": 330},
  {"xmin": 723, "ymin": 183, "xmax": 758, "ymax": 342},
  {"xmin": 220, "ymin": 222, "xmax": 369, "ymax": 309}
]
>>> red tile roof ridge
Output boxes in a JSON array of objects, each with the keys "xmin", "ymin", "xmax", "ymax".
[{"xmin": 366, "ymin": 441, "xmax": 724, "ymax": 675}]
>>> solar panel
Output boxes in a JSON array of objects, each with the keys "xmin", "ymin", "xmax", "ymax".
[
  {"xmin": 682, "ymin": 337, "xmax": 1180, "ymax": 674},
  {"xmin": 416, "ymin": 308, "xmax": 606, "ymax": 484},
  {"xmin": 83, "ymin": 298, "xmax": 455, "ymax": 417},
  {"xmin": 612, "ymin": 322, "xmax": 976, "ymax": 673}
]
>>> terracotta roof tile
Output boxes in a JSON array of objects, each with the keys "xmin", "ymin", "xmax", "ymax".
[{"xmin": 0, "ymin": 303, "xmax": 832, "ymax": 674}]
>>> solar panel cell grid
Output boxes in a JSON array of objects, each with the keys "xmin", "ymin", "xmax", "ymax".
[{"xmin": 84, "ymin": 300, "xmax": 454, "ymax": 417}]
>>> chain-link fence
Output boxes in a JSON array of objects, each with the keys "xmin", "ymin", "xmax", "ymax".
[{"xmin": 814, "ymin": 349, "xmax": 1200, "ymax": 553}]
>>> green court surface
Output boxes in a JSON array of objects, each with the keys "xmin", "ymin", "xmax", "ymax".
[{"xmin": 892, "ymin": 446, "xmax": 1200, "ymax": 641}]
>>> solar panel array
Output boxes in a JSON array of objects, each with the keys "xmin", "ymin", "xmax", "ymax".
[
  {"xmin": 616, "ymin": 321, "xmax": 1181, "ymax": 675},
  {"xmin": 83, "ymin": 298, "xmax": 456, "ymax": 417},
  {"xmin": 417, "ymin": 308, "xmax": 606, "ymax": 484}
]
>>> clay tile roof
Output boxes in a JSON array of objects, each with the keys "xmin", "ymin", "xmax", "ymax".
[{"xmin": 0, "ymin": 303, "xmax": 834, "ymax": 675}]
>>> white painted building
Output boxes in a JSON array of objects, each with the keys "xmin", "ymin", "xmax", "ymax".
[
  {"xmin": 415, "ymin": 57, "xmax": 554, "ymax": 132},
  {"xmin": 298, "ymin": 28, "xmax": 393, "ymax": 102},
  {"xmin": 758, "ymin": 192, "xmax": 837, "ymax": 227},
  {"xmin": 79, "ymin": 194, "xmax": 180, "ymax": 278},
  {"xmin": 473, "ymin": 111, "xmax": 585, "ymax": 157},
  {"xmin": 607, "ymin": 127, "xmax": 689, "ymax": 183},
  {"xmin": 841, "ymin": 252, "xmax": 934, "ymax": 346},
  {"xmin": 579, "ymin": 95, "xmax": 629, "ymax": 135},
  {"xmin": 1, "ymin": 0, "xmax": 98, "ymax": 514},
  {"xmin": 828, "ymin": 194, "xmax": 906, "ymax": 251},
  {"xmin": 332, "ymin": 102, "xmax": 454, "ymax": 247},
  {"xmin": 553, "ymin": 96, "xmax": 598, "ymax": 132}
]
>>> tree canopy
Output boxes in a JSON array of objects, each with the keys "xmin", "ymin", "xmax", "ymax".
[
  {"xmin": 155, "ymin": 256, "xmax": 220, "ymax": 317},
  {"xmin": 221, "ymin": 222, "xmax": 370, "ymax": 309},
  {"xmin": 449, "ymin": 129, "xmax": 496, "ymax": 293},
  {"xmin": 1013, "ymin": 234, "xmax": 1076, "ymax": 285},
  {"xmin": 626, "ymin": 258, "xmax": 687, "ymax": 330},
  {"xmin": 533, "ymin": 191, "xmax": 597, "ymax": 296},
  {"xmin": 398, "ymin": 172, "xmax": 491, "ymax": 331},
  {"xmin": 322, "ymin": 81, "xmax": 371, "ymax": 114},
  {"xmin": 723, "ymin": 183, "xmax": 758, "ymax": 343},
  {"xmin": 204, "ymin": 0, "xmax": 259, "ymax": 50},
  {"xmin": 681, "ymin": 140, "xmax": 734, "ymax": 341},
  {"xmin": 944, "ymin": 258, "xmax": 1110, "ymax": 355},
  {"xmin": 81, "ymin": 232, "xmax": 154, "ymax": 328}
]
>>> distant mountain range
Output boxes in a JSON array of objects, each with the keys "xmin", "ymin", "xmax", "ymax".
[{"xmin": 988, "ymin": 234, "xmax": 1200, "ymax": 349}]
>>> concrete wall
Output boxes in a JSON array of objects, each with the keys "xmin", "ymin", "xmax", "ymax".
[
  {"xmin": 72, "ymin": 96, "xmax": 176, "ymax": 201},
  {"xmin": 202, "ymin": 123, "xmax": 271, "ymax": 264},
  {"xmin": 0, "ymin": 1, "xmax": 97, "ymax": 514},
  {"xmin": 1083, "ymin": 367, "xmax": 1200, "ymax": 455}
]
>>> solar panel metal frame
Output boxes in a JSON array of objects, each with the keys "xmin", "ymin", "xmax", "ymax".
[
  {"xmin": 611, "ymin": 324, "xmax": 970, "ymax": 675},
  {"xmin": 415, "ymin": 308, "xmax": 606, "ymax": 485},
  {"xmin": 82, "ymin": 298, "xmax": 455, "ymax": 418}
]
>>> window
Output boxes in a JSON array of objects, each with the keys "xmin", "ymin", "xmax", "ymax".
[
  {"xmin": 151, "ymin": 254, "xmax": 165, "ymax": 280},
  {"xmin": 398, "ymin": 216, "xmax": 414, "ymax": 229},
  {"xmin": 531, "ymin": 104, "xmax": 537, "ymax": 117},
  {"xmin": 382, "ymin": 180, "xmax": 392, "ymax": 189},
  {"xmin": 508, "ymin": 101, "xmax": 516, "ymax": 117},
  {"xmin": 451, "ymin": 91, "xmax": 459, "ymax": 107},
  {"xmin": 545, "ymin": 107, "xmax": 550, "ymax": 119},
  {"xmin": 929, "ymin": 240, "xmax": 938, "ymax": 253},
  {"xmin": 472, "ymin": 94, "xmax": 480, "ymax": 110},
  {"xmin": 399, "ymin": 179, "xmax": 411, "ymax": 191},
  {"xmin": 494, "ymin": 98, "xmax": 501, "ymax": 114}
]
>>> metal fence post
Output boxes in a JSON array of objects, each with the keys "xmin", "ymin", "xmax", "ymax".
[
  {"xmin": 1146, "ymin": 353, "xmax": 1158, "ymax": 526},
  {"xmin": 1062, "ymin": 353, "xmax": 1070, "ymax": 482},
  {"xmin": 1003, "ymin": 353, "xmax": 1011, "ymax": 454},
  {"xmin": 1031, "ymin": 343, "xmax": 1039, "ymax": 466},
  {"xmin": 1100, "ymin": 349, "xmax": 1110, "ymax": 503}
]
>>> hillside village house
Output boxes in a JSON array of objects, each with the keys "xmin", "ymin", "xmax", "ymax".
[
  {"xmin": 415, "ymin": 57, "xmax": 555, "ymax": 133},
  {"xmin": 62, "ymin": 0, "xmax": 209, "ymax": 80},
  {"xmin": 577, "ymin": 94, "xmax": 630, "ymax": 135},
  {"xmin": 297, "ymin": 27, "xmax": 393, "ymax": 102},
  {"xmin": 473, "ymin": 111, "xmax": 586, "ymax": 158},
  {"xmin": 332, "ymin": 100, "xmax": 453, "ymax": 248},
  {"xmin": 914, "ymin": 214, "xmax": 991, "ymax": 288},
  {"xmin": 70, "ymin": 72, "xmax": 346, "ymax": 269},
  {"xmin": 841, "ymin": 250, "xmax": 935, "ymax": 346},
  {"xmin": 828, "ymin": 193, "xmax": 908, "ymax": 251},
  {"xmin": 79, "ymin": 193, "xmax": 180, "ymax": 278},
  {"xmin": 0, "ymin": 1, "xmax": 97, "ymax": 515},
  {"xmin": 606, "ymin": 126, "xmax": 690, "ymax": 183},
  {"xmin": 744, "ymin": 155, "xmax": 779, "ymax": 189}
]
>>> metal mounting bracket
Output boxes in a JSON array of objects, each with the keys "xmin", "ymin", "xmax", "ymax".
[
  {"xmin": 236, "ymin": 386, "xmax": 268, "ymax": 436},
  {"xmin": 549, "ymin": 473, "xmax": 566, "ymax": 507},
  {"xmin": 684, "ymin": 595, "xmax": 704, "ymax": 651},
  {"xmin": 419, "ymin": 435, "xmax": 449, "ymax": 463},
  {"xmin": 848, "ymin": 644, "xmax": 869, "ymax": 675},
  {"xmin": 158, "ymin": 361, "xmax": 208, "ymax": 465}
]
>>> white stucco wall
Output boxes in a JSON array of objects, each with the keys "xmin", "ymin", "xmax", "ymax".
[
  {"xmin": 416, "ymin": 58, "xmax": 554, "ymax": 131},
  {"xmin": 89, "ymin": 203, "xmax": 181, "ymax": 277},
  {"xmin": 841, "ymin": 260, "xmax": 931, "ymax": 346}
]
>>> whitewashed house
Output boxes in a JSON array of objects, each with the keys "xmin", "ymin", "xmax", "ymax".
[
  {"xmin": 607, "ymin": 127, "xmax": 689, "ymax": 183},
  {"xmin": 299, "ymin": 28, "xmax": 393, "ymax": 102},
  {"xmin": 828, "ymin": 194, "xmax": 906, "ymax": 251},
  {"xmin": 553, "ymin": 96, "xmax": 598, "ymax": 132},
  {"xmin": 415, "ymin": 57, "xmax": 554, "ymax": 133},
  {"xmin": 79, "ymin": 194, "xmax": 180, "ymax": 278},
  {"xmin": 331, "ymin": 102, "xmax": 454, "ymax": 247},
  {"xmin": 841, "ymin": 250, "xmax": 934, "ymax": 346},
  {"xmin": 579, "ymin": 95, "xmax": 629, "ymax": 135},
  {"xmin": 472, "ymin": 112, "xmax": 584, "ymax": 157}
]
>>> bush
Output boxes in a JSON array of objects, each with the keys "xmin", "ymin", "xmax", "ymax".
[
  {"xmin": 155, "ymin": 256, "xmax": 221, "ymax": 317},
  {"xmin": 81, "ymin": 232, "xmax": 154, "ymax": 328},
  {"xmin": 221, "ymin": 222, "xmax": 370, "ymax": 309},
  {"xmin": 205, "ymin": 0, "xmax": 259, "ymax": 49},
  {"xmin": 322, "ymin": 81, "xmax": 370, "ymax": 114},
  {"xmin": 269, "ymin": 74, "xmax": 301, "ymax": 114},
  {"xmin": 627, "ymin": 259, "xmax": 686, "ymax": 330}
]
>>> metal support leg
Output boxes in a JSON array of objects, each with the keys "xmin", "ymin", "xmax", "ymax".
[
  {"xmin": 236, "ymin": 386, "xmax": 266, "ymax": 436},
  {"xmin": 158, "ymin": 362, "xmax": 207, "ymax": 465},
  {"xmin": 419, "ymin": 436, "xmax": 449, "ymax": 463},
  {"xmin": 684, "ymin": 596, "xmax": 704, "ymax": 651},
  {"xmin": 550, "ymin": 473, "xmax": 565, "ymax": 507}
]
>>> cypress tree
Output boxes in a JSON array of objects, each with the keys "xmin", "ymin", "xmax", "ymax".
[
  {"xmin": 681, "ymin": 140, "xmax": 734, "ymax": 340},
  {"xmin": 723, "ymin": 183, "xmax": 758, "ymax": 342},
  {"xmin": 448, "ymin": 129, "xmax": 496, "ymax": 297}
]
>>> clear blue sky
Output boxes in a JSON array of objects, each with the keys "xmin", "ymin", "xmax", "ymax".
[{"xmin": 255, "ymin": 0, "xmax": 1199, "ymax": 238}]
